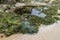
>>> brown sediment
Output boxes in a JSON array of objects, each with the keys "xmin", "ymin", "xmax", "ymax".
[{"xmin": 0, "ymin": 34, "xmax": 5, "ymax": 40}]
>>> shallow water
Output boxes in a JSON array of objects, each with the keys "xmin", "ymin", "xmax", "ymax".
[{"xmin": 31, "ymin": 8, "xmax": 47, "ymax": 18}]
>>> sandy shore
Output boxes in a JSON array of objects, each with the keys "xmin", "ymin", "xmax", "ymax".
[{"xmin": 0, "ymin": 21, "xmax": 60, "ymax": 40}]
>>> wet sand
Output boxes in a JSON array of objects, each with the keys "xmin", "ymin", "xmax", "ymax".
[{"xmin": 0, "ymin": 22, "xmax": 60, "ymax": 40}]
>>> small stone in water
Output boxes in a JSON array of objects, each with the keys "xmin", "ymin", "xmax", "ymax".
[
  {"xmin": 43, "ymin": 7, "xmax": 48, "ymax": 10},
  {"xmin": 38, "ymin": 13, "xmax": 47, "ymax": 18}
]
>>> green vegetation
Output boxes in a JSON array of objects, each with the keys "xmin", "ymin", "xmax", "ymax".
[{"xmin": 0, "ymin": 0, "xmax": 60, "ymax": 36}]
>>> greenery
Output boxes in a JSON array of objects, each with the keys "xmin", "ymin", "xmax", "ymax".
[{"xmin": 0, "ymin": 0, "xmax": 60, "ymax": 36}]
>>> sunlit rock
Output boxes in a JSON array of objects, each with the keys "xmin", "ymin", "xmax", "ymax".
[
  {"xmin": 15, "ymin": 3, "xmax": 26, "ymax": 7},
  {"xmin": 57, "ymin": 10, "xmax": 60, "ymax": 13}
]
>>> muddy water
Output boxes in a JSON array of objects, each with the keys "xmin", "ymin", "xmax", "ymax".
[{"xmin": 0, "ymin": 22, "xmax": 60, "ymax": 40}]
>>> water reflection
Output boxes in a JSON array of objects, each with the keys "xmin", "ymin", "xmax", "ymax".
[
  {"xmin": 31, "ymin": 8, "xmax": 40, "ymax": 15},
  {"xmin": 31, "ymin": 8, "xmax": 47, "ymax": 18},
  {"xmin": 21, "ymin": 18, "xmax": 38, "ymax": 34}
]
